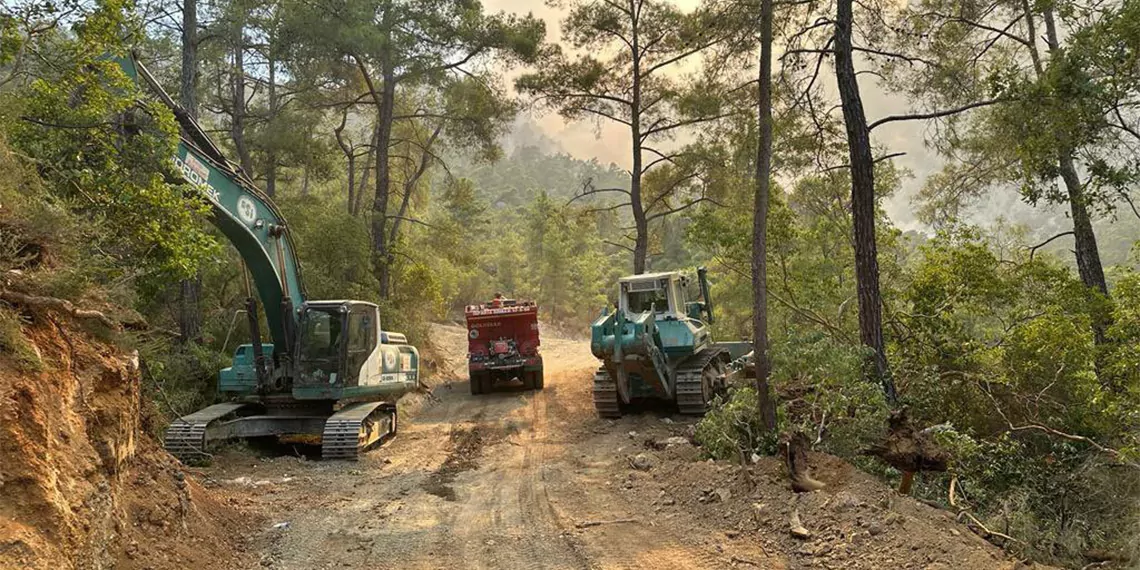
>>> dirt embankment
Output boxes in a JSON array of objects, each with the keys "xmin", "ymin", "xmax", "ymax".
[{"xmin": 0, "ymin": 319, "xmax": 255, "ymax": 570}]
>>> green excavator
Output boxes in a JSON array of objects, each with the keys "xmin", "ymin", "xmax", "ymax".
[{"xmin": 116, "ymin": 53, "xmax": 420, "ymax": 461}]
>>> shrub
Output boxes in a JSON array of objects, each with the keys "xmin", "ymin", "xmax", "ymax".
[
  {"xmin": 697, "ymin": 333, "xmax": 888, "ymax": 462},
  {"xmin": 0, "ymin": 308, "xmax": 41, "ymax": 371}
]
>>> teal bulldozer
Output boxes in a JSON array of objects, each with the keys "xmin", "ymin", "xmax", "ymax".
[{"xmin": 590, "ymin": 268, "xmax": 752, "ymax": 418}]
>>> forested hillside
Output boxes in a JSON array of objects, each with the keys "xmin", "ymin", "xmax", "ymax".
[{"xmin": 0, "ymin": 0, "xmax": 1138, "ymax": 568}]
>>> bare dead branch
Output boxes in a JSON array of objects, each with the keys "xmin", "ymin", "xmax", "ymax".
[
  {"xmin": 645, "ymin": 196, "xmax": 725, "ymax": 222},
  {"xmin": 567, "ymin": 182, "xmax": 632, "ymax": 207},
  {"xmin": 852, "ymin": 46, "xmax": 940, "ymax": 67}
]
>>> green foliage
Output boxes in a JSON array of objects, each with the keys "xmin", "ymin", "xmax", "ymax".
[
  {"xmin": 771, "ymin": 334, "xmax": 888, "ymax": 459},
  {"xmin": 279, "ymin": 195, "xmax": 378, "ymax": 301},
  {"xmin": 0, "ymin": 308, "xmax": 41, "ymax": 371},
  {"xmin": 399, "ymin": 148, "xmax": 632, "ymax": 329},
  {"xmin": 522, "ymin": 191, "xmax": 610, "ymax": 325},
  {"xmin": 2, "ymin": 2, "xmax": 216, "ymax": 285},
  {"xmin": 698, "ymin": 334, "xmax": 886, "ymax": 462},
  {"xmin": 1, "ymin": 1, "xmax": 1136, "ymax": 566},
  {"xmin": 139, "ymin": 340, "xmax": 231, "ymax": 437},
  {"xmin": 695, "ymin": 386, "xmax": 777, "ymax": 460},
  {"xmin": 894, "ymin": 228, "xmax": 1139, "ymax": 566}
]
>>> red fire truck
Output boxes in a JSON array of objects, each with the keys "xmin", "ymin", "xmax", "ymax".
[{"xmin": 464, "ymin": 296, "xmax": 543, "ymax": 394}]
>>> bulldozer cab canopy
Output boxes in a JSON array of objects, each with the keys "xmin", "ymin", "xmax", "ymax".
[{"xmin": 618, "ymin": 272, "xmax": 689, "ymax": 318}]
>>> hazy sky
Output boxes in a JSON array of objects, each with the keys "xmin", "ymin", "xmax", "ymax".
[{"xmin": 483, "ymin": 0, "xmax": 944, "ymax": 230}]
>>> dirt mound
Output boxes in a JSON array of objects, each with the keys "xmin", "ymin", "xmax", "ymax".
[
  {"xmin": 614, "ymin": 421, "xmax": 1057, "ymax": 570},
  {"xmin": 0, "ymin": 317, "xmax": 256, "ymax": 570}
]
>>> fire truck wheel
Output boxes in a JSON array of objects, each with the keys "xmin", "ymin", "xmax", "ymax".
[
  {"xmin": 534, "ymin": 369, "xmax": 544, "ymax": 391},
  {"xmin": 469, "ymin": 371, "xmax": 483, "ymax": 395}
]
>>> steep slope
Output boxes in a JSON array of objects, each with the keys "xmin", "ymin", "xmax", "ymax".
[{"xmin": 0, "ymin": 317, "xmax": 256, "ymax": 570}]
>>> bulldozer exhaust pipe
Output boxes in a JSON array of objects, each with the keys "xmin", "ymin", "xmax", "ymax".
[{"xmin": 697, "ymin": 266, "xmax": 714, "ymax": 325}]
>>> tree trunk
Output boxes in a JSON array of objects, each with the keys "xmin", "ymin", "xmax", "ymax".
[
  {"xmin": 834, "ymin": 0, "xmax": 897, "ymax": 403},
  {"xmin": 230, "ymin": 21, "xmax": 254, "ymax": 176},
  {"xmin": 178, "ymin": 0, "xmax": 202, "ymax": 345},
  {"xmin": 1040, "ymin": 8, "xmax": 1109, "ymax": 344},
  {"xmin": 1040, "ymin": 10, "xmax": 1109, "ymax": 296},
  {"xmin": 265, "ymin": 53, "xmax": 278, "ymax": 197},
  {"xmin": 373, "ymin": 56, "xmax": 397, "ymax": 298},
  {"xmin": 180, "ymin": 0, "xmax": 198, "ymax": 121},
  {"xmin": 752, "ymin": 0, "xmax": 778, "ymax": 432},
  {"xmin": 333, "ymin": 109, "xmax": 356, "ymax": 212},
  {"xmin": 782, "ymin": 431, "xmax": 825, "ymax": 492},
  {"xmin": 386, "ymin": 125, "xmax": 441, "ymax": 273},
  {"xmin": 629, "ymin": 0, "xmax": 648, "ymax": 275},
  {"xmin": 355, "ymin": 122, "xmax": 379, "ymax": 217},
  {"xmin": 1059, "ymin": 160, "xmax": 1108, "ymax": 295},
  {"xmin": 346, "ymin": 154, "xmax": 355, "ymax": 213}
]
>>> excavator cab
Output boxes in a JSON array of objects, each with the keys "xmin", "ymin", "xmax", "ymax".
[
  {"xmin": 293, "ymin": 300, "xmax": 417, "ymax": 400},
  {"xmin": 297, "ymin": 301, "xmax": 376, "ymax": 391}
]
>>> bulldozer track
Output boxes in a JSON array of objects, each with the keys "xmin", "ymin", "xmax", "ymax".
[
  {"xmin": 674, "ymin": 348, "xmax": 727, "ymax": 416},
  {"xmin": 592, "ymin": 367, "xmax": 621, "ymax": 418},
  {"xmin": 321, "ymin": 401, "xmax": 397, "ymax": 460}
]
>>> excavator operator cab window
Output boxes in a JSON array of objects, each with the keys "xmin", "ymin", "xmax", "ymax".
[{"xmin": 298, "ymin": 307, "xmax": 345, "ymax": 382}]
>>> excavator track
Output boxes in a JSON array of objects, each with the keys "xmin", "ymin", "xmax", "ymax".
[
  {"xmin": 164, "ymin": 402, "xmax": 250, "ymax": 462},
  {"xmin": 321, "ymin": 401, "xmax": 397, "ymax": 460},
  {"xmin": 592, "ymin": 367, "xmax": 622, "ymax": 418},
  {"xmin": 674, "ymin": 349, "xmax": 728, "ymax": 416}
]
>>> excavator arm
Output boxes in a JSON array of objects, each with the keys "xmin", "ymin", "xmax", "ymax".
[{"xmin": 116, "ymin": 54, "xmax": 305, "ymax": 353}]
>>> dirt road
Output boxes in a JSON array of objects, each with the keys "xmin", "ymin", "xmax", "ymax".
[
  {"xmin": 207, "ymin": 324, "xmax": 776, "ymax": 570},
  {"xmin": 201, "ymin": 325, "xmax": 1032, "ymax": 570}
]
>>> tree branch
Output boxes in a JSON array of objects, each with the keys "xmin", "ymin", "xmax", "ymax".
[
  {"xmin": 387, "ymin": 215, "xmax": 440, "ymax": 231},
  {"xmin": 567, "ymin": 183, "xmax": 632, "ymax": 206},
  {"xmin": 603, "ymin": 239, "xmax": 636, "ymax": 253},
  {"xmin": 868, "ymin": 98, "xmax": 1007, "ymax": 131},
  {"xmin": 641, "ymin": 113, "xmax": 733, "ymax": 139},
  {"xmin": 645, "ymin": 196, "xmax": 724, "ymax": 222},
  {"xmin": 1027, "ymin": 231, "xmax": 1073, "ymax": 260},
  {"xmin": 1007, "ymin": 424, "xmax": 1139, "ymax": 469},
  {"xmin": 579, "ymin": 202, "xmax": 633, "ymax": 216},
  {"xmin": 852, "ymin": 46, "xmax": 940, "ymax": 67}
]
